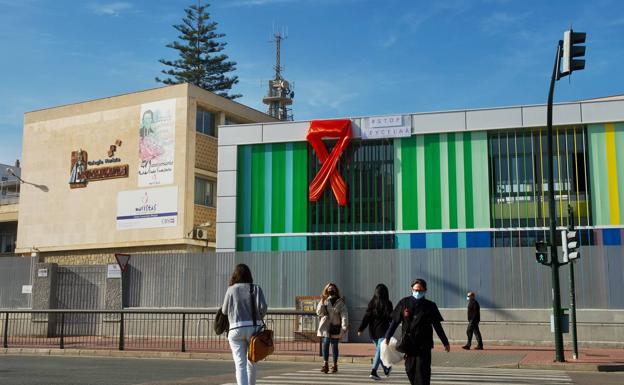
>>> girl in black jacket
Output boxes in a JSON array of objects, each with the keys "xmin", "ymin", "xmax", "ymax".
[{"xmin": 357, "ymin": 283, "xmax": 393, "ymax": 381}]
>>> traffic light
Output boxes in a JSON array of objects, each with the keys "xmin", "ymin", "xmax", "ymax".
[
  {"xmin": 535, "ymin": 241, "xmax": 549, "ymax": 265},
  {"xmin": 562, "ymin": 230, "xmax": 580, "ymax": 262},
  {"xmin": 561, "ymin": 29, "xmax": 586, "ymax": 76}
]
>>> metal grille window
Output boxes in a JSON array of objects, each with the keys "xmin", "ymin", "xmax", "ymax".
[
  {"xmin": 308, "ymin": 139, "xmax": 395, "ymax": 250},
  {"xmin": 488, "ymin": 126, "xmax": 591, "ymax": 246},
  {"xmin": 194, "ymin": 177, "xmax": 216, "ymax": 207},
  {"xmin": 196, "ymin": 107, "xmax": 216, "ymax": 137}
]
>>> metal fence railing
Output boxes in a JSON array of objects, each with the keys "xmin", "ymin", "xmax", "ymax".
[{"xmin": 1, "ymin": 309, "xmax": 319, "ymax": 355}]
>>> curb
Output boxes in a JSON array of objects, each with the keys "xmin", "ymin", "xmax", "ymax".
[
  {"xmin": 2, "ymin": 348, "xmax": 622, "ymax": 372},
  {"xmin": 518, "ymin": 363, "xmax": 624, "ymax": 372}
]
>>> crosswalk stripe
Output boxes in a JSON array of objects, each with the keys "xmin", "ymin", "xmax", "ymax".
[{"xmin": 222, "ymin": 366, "xmax": 573, "ymax": 385}]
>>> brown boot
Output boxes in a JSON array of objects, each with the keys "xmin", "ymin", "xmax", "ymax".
[
  {"xmin": 321, "ymin": 362, "xmax": 329, "ymax": 373},
  {"xmin": 331, "ymin": 363, "xmax": 338, "ymax": 373}
]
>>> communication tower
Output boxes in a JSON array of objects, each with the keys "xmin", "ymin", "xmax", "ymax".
[{"xmin": 263, "ymin": 31, "xmax": 294, "ymax": 121}]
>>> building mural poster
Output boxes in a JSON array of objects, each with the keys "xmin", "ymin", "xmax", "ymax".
[
  {"xmin": 117, "ymin": 186, "xmax": 178, "ymax": 230},
  {"xmin": 138, "ymin": 99, "xmax": 176, "ymax": 186}
]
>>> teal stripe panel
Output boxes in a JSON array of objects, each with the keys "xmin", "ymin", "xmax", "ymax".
[
  {"xmin": 458, "ymin": 232, "xmax": 467, "ymax": 248},
  {"xmin": 239, "ymin": 145, "xmax": 252, "ymax": 235},
  {"xmin": 279, "ymin": 236, "xmax": 308, "ymax": 251},
  {"xmin": 396, "ymin": 234, "xmax": 411, "ymax": 249},
  {"xmin": 426, "ymin": 233, "xmax": 443, "ymax": 248}
]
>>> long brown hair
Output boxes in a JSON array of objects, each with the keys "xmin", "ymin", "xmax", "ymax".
[
  {"xmin": 229, "ymin": 263, "xmax": 253, "ymax": 286},
  {"xmin": 321, "ymin": 282, "xmax": 340, "ymax": 300}
]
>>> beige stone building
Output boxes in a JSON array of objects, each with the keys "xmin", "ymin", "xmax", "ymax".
[{"xmin": 16, "ymin": 84, "xmax": 275, "ymax": 264}]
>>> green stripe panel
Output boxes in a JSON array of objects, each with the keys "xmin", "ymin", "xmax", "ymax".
[
  {"xmin": 396, "ymin": 131, "xmax": 490, "ymax": 231},
  {"xmin": 447, "ymin": 133, "xmax": 458, "ymax": 228},
  {"xmin": 251, "ymin": 145, "xmax": 266, "ymax": 234},
  {"xmin": 471, "ymin": 131, "xmax": 491, "ymax": 228},
  {"xmin": 463, "ymin": 132, "xmax": 475, "ymax": 229},
  {"xmin": 271, "ymin": 143, "xmax": 286, "ymax": 250},
  {"xmin": 400, "ymin": 137, "xmax": 418, "ymax": 230},
  {"xmin": 424, "ymin": 134, "xmax": 442, "ymax": 229},
  {"xmin": 292, "ymin": 142, "xmax": 308, "ymax": 233},
  {"xmin": 237, "ymin": 142, "xmax": 308, "ymax": 251},
  {"xmin": 588, "ymin": 124, "xmax": 607, "ymax": 225}
]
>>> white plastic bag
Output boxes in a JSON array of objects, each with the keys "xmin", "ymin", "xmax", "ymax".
[{"xmin": 380, "ymin": 337, "xmax": 403, "ymax": 367}]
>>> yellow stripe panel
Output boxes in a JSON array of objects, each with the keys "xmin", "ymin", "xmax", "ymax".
[{"xmin": 605, "ymin": 123, "xmax": 620, "ymax": 224}]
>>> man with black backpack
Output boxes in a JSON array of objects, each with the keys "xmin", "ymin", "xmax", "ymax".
[{"xmin": 384, "ymin": 278, "xmax": 450, "ymax": 385}]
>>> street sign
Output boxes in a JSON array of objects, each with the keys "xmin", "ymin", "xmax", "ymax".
[{"xmin": 115, "ymin": 253, "xmax": 131, "ymax": 273}]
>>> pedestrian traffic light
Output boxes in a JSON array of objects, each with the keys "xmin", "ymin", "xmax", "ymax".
[
  {"xmin": 562, "ymin": 230, "xmax": 580, "ymax": 262},
  {"xmin": 535, "ymin": 241, "xmax": 549, "ymax": 265},
  {"xmin": 561, "ymin": 29, "xmax": 586, "ymax": 76}
]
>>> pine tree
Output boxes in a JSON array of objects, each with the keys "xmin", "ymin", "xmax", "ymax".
[{"xmin": 156, "ymin": 1, "xmax": 241, "ymax": 99}]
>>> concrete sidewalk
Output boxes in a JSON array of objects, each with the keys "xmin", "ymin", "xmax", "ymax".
[{"xmin": 4, "ymin": 343, "xmax": 624, "ymax": 372}]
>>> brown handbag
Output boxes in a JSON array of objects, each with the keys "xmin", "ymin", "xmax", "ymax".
[
  {"xmin": 248, "ymin": 327, "xmax": 274, "ymax": 362},
  {"xmin": 247, "ymin": 284, "xmax": 275, "ymax": 363}
]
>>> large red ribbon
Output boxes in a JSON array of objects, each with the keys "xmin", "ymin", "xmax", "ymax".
[{"xmin": 306, "ymin": 119, "xmax": 352, "ymax": 206}]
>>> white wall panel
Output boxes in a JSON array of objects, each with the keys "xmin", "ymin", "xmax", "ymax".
[
  {"xmin": 219, "ymin": 124, "xmax": 262, "ymax": 145},
  {"xmin": 466, "ymin": 107, "xmax": 522, "ymax": 131},
  {"xmin": 217, "ymin": 145, "xmax": 237, "ymax": 171},
  {"xmin": 522, "ymin": 103, "xmax": 582, "ymax": 127},
  {"xmin": 412, "ymin": 111, "xmax": 465, "ymax": 134},
  {"xmin": 581, "ymin": 100, "xmax": 624, "ymax": 124},
  {"xmin": 216, "ymin": 196, "xmax": 237, "ymax": 223},
  {"xmin": 261, "ymin": 121, "xmax": 309, "ymax": 143},
  {"xmin": 216, "ymin": 171, "xmax": 237, "ymax": 197},
  {"xmin": 216, "ymin": 222, "xmax": 236, "ymax": 249}
]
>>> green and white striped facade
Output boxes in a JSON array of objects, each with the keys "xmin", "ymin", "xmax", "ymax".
[{"xmin": 217, "ymin": 97, "xmax": 624, "ymax": 252}]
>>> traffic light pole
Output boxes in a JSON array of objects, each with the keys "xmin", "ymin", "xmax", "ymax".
[
  {"xmin": 547, "ymin": 40, "xmax": 565, "ymax": 363},
  {"xmin": 568, "ymin": 206, "xmax": 579, "ymax": 359}
]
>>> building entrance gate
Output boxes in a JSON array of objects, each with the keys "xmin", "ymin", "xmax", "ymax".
[{"xmin": 55, "ymin": 265, "xmax": 106, "ymax": 336}]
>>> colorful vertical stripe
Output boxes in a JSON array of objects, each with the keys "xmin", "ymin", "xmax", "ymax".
[
  {"xmin": 236, "ymin": 143, "xmax": 308, "ymax": 251},
  {"xmin": 588, "ymin": 123, "xmax": 624, "ymax": 225},
  {"xmin": 395, "ymin": 132, "xmax": 491, "ymax": 231}
]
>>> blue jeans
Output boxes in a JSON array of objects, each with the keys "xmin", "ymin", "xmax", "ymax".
[
  {"xmin": 372, "ymin": 337, "xmax": 390, "ymax": 372},
  {"xmin": 321, "ymin": 337, "xmax": 339, "ymax": 363}
]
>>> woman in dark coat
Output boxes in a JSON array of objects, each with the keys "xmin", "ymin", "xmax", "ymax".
[{"xmin": 357, "ymin": 283, "xmax": 393, "ymax": 380}]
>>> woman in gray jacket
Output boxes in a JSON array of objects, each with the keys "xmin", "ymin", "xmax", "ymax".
[
  {"xmin": 221, "ymin": 264, "xmax": 267, "ymax": 385},
  {"xmin": 316, "ymin": 282, "xmax": 349, "ymax": 374}
]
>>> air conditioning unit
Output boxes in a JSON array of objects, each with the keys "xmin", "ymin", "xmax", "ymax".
[{"xmin": 192, "ymin": 228, "xmax": 209, "ymax": 240}]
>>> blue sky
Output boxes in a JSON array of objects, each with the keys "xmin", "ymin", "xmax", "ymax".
[{"xmin": 1, "ymin": 0, "xmax": 623, "ymax": 165}]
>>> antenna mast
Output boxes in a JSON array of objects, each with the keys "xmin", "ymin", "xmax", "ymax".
[{"xmin": 263, "ymin": 29, "xmax": 294, "ymax": 121}]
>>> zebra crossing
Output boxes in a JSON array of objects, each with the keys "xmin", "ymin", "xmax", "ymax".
[{"xmin": 222, "ymin": 365, "xmax": 573, "ymax": 385}]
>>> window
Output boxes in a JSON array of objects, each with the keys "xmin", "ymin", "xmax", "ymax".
[
  {"xmin": 194, "ymin": 177, "xmax": 216, "ymax": 207},
  {"xmin": 196, "ymin": 107, "xmax": 216, "ymax": 137},
  {"xmin": 488, "ymin": 126, "xmax": 590, "ymax": 246},
  {"xmin": 307, "ymin": 139, "xmax": 395, "ymax": 250}
]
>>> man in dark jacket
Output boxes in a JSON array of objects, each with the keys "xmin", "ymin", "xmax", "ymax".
[
  {"xmin": 385, "ymin": 278, "xmax": 450, "ymax": 385},
  {"xmin": 462, "ymin": 291, "xmax": 483, "ymax": 350}
]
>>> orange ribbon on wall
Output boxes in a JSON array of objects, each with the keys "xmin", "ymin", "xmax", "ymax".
[{"xmin": 306, "ymin": 119, "xmax": 352, "ymax": 206}]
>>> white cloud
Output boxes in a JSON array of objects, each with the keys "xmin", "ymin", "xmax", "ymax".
[
  {"xmin": 480, "ymin": 11, "xmax": 532, "ymax": 34},
  {"xmin": 223, "ymin": 0, "xmax": 363, "ymax": 7},
  {"xmin": 88, "ymin": 2, "xmax": 134, "ymax": 16}
]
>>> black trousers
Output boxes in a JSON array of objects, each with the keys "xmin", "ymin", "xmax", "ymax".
[
  {"xmin": 404, "ymin": 349, "xmax": 432, "ymax": 385},
  {"xmin": 466, "ymin": 322, "xmax": 483, "ymax": 347}
]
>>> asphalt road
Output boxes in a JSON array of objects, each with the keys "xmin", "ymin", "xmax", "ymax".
[{"xmin": 1, "ymin": 355, "xmax": 624, "ymax": 385}]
